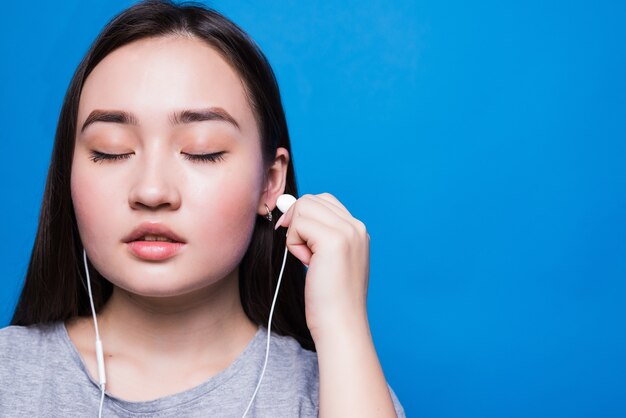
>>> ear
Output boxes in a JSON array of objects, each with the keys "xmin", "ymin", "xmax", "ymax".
[{"xmin": 258, "ymin": 147, "xmax": 290, "ymax": 216}]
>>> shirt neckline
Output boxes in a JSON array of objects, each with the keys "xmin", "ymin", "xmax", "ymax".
[{"xmin": 55, "ymin": 320, "xmax": 266, "ymax": 414}]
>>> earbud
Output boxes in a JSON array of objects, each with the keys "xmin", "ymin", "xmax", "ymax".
[
  {"xmin": 243, "ymin": 194, "xmax": 296, "ymax": 417},
  {"xmin": 276, "ymin": 194, "xmax": 296, "ymax": 214}
]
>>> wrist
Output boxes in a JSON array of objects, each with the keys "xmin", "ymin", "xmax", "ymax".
[{"xmin": 310, "ymin": 309, "xmax": 372, "ymax": 349}]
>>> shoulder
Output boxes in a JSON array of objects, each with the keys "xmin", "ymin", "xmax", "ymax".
[
  {"xmin": 0, "ymin": 322, "xmax": 61, "ymax": 372},
  {"xmin": 269, "ymin": 331, "xmax": 318, "ymax": 362},
  {"xmin": 263, "ymin": 330, "xmax": 406, "ymax": 418},
  {"xmin": 267, "ymin": 331, "xmax": 319, "ymax": 381},
  {"xmin": 0, "ymin": 322, "xmax": 59, "ymax": 350},
  {"xmin": 0, "ymin": 322, "xmax": 63, "ymax": 405},
  {"xmin": 248, "ymin": 330, "xmax": 319, "ymax": 415}
]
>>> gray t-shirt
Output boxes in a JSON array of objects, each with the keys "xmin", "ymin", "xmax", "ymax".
[{"xmin": 0, "ymin": 322, "xmax": 405, "ymax": 417}]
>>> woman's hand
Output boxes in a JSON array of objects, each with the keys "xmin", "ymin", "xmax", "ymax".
[
  {"xmin": 275, "ymin": 193, "xmax": 398, "ymax": 417},
  {"xmin": 274, "ymin": 193, "xmax": 371, "ymax": 343}
]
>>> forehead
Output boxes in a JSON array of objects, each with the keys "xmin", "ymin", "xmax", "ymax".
[{"xmin": 77, "ymin": 35, "xmax": 256, "ymax": 135}]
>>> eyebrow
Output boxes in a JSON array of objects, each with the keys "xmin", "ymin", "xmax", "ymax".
[{"xmin": 79, "ymin": 107, "xmax": 240, "ymax": 133}]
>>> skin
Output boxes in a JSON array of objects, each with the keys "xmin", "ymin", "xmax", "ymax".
[{"xmin": 67, "ymin": 34, "xmax": 396, "ymax": 416}]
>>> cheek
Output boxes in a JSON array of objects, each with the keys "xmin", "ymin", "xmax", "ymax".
[
  {"xmin": 70, "ymin": 143, "xmax": 266, "ymax": 294},
  {"xmin": 191, "ymin": 155, "xmax": 263, "ymax": 247},
  {"xmin": 70, "ymin": 158, "xmax": 122, "ymax": 257}
]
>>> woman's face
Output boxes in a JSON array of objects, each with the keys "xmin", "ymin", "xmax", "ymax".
[{"xmin": 71, "ymin": 35, "xmax": 269, "ymax": 297}]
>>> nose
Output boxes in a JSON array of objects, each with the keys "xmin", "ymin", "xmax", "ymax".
[{"xmin": 128, "ymin": 151, "xmax": 182, "ymax": 211}]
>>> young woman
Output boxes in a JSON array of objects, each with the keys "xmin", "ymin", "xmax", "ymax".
[{"xmin": 0, "ymin": 1, "xmax": 405, "ymax": 417}]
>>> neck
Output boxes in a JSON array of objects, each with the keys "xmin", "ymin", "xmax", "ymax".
[{"xmin": 95, "ymin": 268, "xmax": 259, "ymax": 364}]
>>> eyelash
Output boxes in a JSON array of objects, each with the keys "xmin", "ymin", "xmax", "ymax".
[
  {"xmin": 88, "ymin": 151, "xmax": 226, "ymax": 164},
  {"xmin": 183, "ymin": 152, "xmax": 226, "ymax": 163}
]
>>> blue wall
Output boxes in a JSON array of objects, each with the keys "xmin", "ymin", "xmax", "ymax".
[{"xmin": 1, "ymin": 1, "xmax": 625, "ymax": 417}]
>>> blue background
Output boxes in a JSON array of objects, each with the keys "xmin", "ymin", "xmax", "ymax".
[{"xmin": 1, "ymin": 1, "xmax": 625, "ymax": 417}]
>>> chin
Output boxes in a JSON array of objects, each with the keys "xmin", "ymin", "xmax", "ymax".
[{"xmin": 110, "ymin": 271, "xmax": 228, "ymax": 300}]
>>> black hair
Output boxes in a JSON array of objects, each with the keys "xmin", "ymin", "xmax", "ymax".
[{"xmin": 10, "ymin": 0, "xmax": 314, "ymax": 351}]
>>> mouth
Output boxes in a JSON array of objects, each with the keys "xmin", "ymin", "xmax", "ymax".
[
  {"xmin": 126, "ymin": 239, "xmax": 186, "ymax": 261},
  {"xmin": 132, "ymin": 234, "xmax": 179, "ymax": 243},
  {"xmin": 123, "ymin": 222, "xmax": 186, "ymax": 244},
  {"xmin": 124, "ymin": 222, "xmax": 186, "ymax": 260}
]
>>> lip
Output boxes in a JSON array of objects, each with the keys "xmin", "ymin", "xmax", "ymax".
[
  {"xmin": 123, "ymin": 221, "xmax": 186, "ymax": 261},
  {"xmin": 126, "ymin": 241, "xmax": 185, "ymax": 261},
  {"xmin": 123, "ymin": 221, "xmax": 186, "ymax": 244}
]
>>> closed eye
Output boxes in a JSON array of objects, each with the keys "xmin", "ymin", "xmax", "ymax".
[
  {"xmin": 89, "ymin": 151, "xmax": 133, "ymax": 163},
  {"xmin": 182, "ymin": 152, "xmax": 226, "ymax": 163},
  {"xmin": 88, "ymin": 151, "xmax": 226, "ymax": 164}
]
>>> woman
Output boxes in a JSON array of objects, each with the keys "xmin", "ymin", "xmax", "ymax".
[{"xmin": 0, "ymin": 1, "xmax": 405, "ymax": 417}]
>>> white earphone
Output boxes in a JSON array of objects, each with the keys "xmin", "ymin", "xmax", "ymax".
[
  {"xmin": 276, "ymin": 194, "xmax": 296, "ymax": 214},
  {"xmin": 83, "ymin": 194, "xmax": 297, "ymax": 418}
]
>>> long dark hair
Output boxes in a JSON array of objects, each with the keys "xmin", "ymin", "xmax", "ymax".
[{"xmin": 10, "ymin": 0, "xmax": 314, "ymax": 351}]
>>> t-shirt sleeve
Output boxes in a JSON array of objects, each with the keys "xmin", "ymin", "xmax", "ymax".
[
  {"xmin": 388, "ymin": 383, "xmax": 407, "ymax": 418},
  {"xmin": 0, "ymin": 325, "xmax": 46, "ymax": 414}
]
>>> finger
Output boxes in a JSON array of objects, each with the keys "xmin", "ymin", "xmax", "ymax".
[
  {"xmin": 311, "ymin": 194, "xmax": 368, "ymax": 238},
  {"xmin": 276, "ymin": 194, "xmax": 351, "ymax": 231},
  {"xmin": 285, "ymin": 215, "xmax": 345, "ymax": 265},
  {"xmin": 308, "ymin": 194, "xmax": 353, "ymax": 223},
  {"xmin": 303, "ymin": 195, "xmax": 354, "ymax": 227},
  {"xmin": 274, "ymin": 196, "xmax": 298, "ymax": 230},
  {"xmin": 315, "ymin": 192, "xmax": 352, "ymax": 217}
]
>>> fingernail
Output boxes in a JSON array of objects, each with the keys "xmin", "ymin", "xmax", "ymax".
[{"xmin": 274, "ymin": 213, "xmax": 286, "ymax": 230}]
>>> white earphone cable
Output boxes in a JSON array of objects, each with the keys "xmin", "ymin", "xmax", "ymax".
[
  {"xmin": 83, "ymin": 230, "xmax": 290, "ymax": 418},
  {"xmin": 83, "ymin": 249, "xmax": 106, "ymax": 418},
  {"xmin": 241, "ymin": 237, "xmax": 289, "ymax": 418}
]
